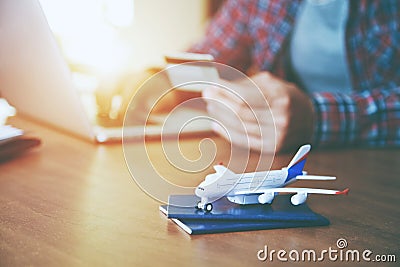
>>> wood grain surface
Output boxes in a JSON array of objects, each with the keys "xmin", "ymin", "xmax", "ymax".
[{"xmin": 0, "ymin": 117, "xmax": 398, "ymax": 266}]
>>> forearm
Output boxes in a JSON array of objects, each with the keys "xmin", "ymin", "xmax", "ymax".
[{"xmin": 311, "ymin": 87, "xmax": 400, "ymax": 148}]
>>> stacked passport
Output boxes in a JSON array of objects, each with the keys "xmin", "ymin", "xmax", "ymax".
[{"xmin": 160, "ymin": 195, "xmax": 329, "ymax": 235}]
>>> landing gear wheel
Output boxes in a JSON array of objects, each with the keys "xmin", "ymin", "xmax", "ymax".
[
  {"xmin": 204, "ymin": 203, "xmax": 213, "ymax": 212},
  {"xmin": 196, "ymin": 201, "xmax": 202, "ymax": 210}
]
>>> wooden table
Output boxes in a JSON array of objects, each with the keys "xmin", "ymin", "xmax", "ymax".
[{"xmin": 1, "ymin": 117, "xmax": 399, "ymax": 266}]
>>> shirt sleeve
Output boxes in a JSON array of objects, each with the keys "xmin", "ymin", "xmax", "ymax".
[
  {"xmin": 311, "ymin": 86, "xmax": 400, "ymax": 148},
  {"xmin": 188, "ymin": 0, "xmax": 252, "ymax": 73}
]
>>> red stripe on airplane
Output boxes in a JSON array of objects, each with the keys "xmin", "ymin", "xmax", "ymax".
[
  {"xmin": 335, "ymin": 188, "xmax": 350, "ymax": 195},
  {"xmin": 294, "ymin": 152, "xmax": 309, "ymax": 165}
]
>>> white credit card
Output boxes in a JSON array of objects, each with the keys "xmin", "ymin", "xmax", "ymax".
[{"xmin": 165, "ymin": 52, "xmax": 219, "ymax": 92}]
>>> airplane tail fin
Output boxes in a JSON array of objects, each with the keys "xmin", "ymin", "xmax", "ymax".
[{"xmin": 285, "ymin": 144, "xmax": 311, "ymax": 182}]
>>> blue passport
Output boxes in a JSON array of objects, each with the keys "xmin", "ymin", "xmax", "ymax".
[{"xmin": 160, "ymin": 195, "xmax": 329, "ymax": 234}]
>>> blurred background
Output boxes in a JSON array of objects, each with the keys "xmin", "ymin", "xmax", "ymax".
[{"xmin": 38, "ymin": 0, "xmax": 222, "ymax": 123}]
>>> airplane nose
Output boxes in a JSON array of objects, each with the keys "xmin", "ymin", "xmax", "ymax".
[
  {"xmin": 195, "ymin": 187, "xmax": 202, "ymax": 197},
  {"xmin": 195, "ymin": 183, "xmax": 205, "ymax": 197}
]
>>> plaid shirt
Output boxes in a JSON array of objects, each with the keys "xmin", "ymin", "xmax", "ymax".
[{"xmin": 190, "ymin": 0, "xmax": 400, "ymax": 148}]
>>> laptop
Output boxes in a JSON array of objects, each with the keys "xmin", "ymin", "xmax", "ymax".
[{"xmin": 0, "ymin": 0, "xmax": 212, "ymax": 143}]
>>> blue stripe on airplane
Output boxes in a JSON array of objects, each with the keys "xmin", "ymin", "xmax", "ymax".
[{"xmin": 285, "ymin": 158, "xmax": 307, "ymax": 183}]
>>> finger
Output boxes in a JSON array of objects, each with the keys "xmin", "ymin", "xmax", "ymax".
[
  {"xmin": 211, "ymin": 122, "xmax": 275, "ymax": 153},
  {"xmin": 204, "ymin": 87, "xmax": 273, "ymax": 124},
  {"xmin": 204, "ymin": 80, "xmax": 270, "ymax": 110},
  {"xmin": 205, "ymin": 98, "xmax": 276, "ymax": 144},
  {"xmin": 205, "ymin": 95, "xmax": 274, "ymax": 125},
  {"xmin": 248, "ymin": 72, "xmax": 298, "ymax": 104},
  {"xmin": 205, "ymin": 98, "xmax": 248, "ymax": 135},
  {"xmin": 206, "ymin": 101, "xmax": 275, "ymax": 137}
]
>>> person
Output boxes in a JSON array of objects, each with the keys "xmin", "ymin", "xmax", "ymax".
[{"xmin": 189, "ymin": 0, "xmax": 400, "ymax": 152}]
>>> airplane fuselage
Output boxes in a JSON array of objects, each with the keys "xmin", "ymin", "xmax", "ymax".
[
  {"xmin": 224, "ymin": 170, "xmax": 288, "ymax": 195},
  {"xmin": 195, "ymin": 145, "xmax": 345, "ymax": 211},
  {"xmin": 196, "ymin": 168, "xmax": 296, "ymax": 204}
]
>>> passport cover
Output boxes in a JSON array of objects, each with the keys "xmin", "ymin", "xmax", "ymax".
[
  {"xmin": 160, "ymin": 195, "xmax": 330, "ymax": 234},
  {"xmin": 165, "ymin": 194, "xmax": 330, "ymax": 221}
]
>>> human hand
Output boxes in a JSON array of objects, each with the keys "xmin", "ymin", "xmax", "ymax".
[{"xmin": 203, "ymin": 72, "xmax": 314, "ymax": 153}]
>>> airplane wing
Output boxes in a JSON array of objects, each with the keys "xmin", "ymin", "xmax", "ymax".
[
  {"xmin": 235, "ymin": 187, "xmax": 349, "ymax": 195},
  {"xmin": 295, "ymin": 175, "xmax": 336, "ymax": 180},
  {"xmin": 233, "ymin": 187, "xmax": 349, "ymax": 205}
]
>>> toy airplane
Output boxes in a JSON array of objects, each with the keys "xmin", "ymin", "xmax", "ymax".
[{"xmin": 195, "ymin": 144, "xmax": 349, "ymax": 212}]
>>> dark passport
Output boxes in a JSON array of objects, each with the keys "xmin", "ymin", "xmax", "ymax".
[{"xmin": 160, "ymin": 195, "xmax": 329, "ymax": 235}]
